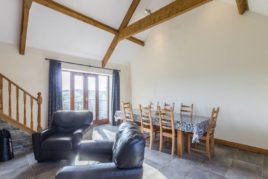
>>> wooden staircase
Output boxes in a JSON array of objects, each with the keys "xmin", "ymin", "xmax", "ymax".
[{"xmin": 0, "ymin": 73, "xmax": 42, "ymax": 134}]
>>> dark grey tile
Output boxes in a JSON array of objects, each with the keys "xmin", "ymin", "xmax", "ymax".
[
  {"xmin": 199, "ymin": 159, "xmax": 230, "ymax": 176},
  {"xmin": 144, "ymin": 148, "xmax": 173, "ymax": 168},
  {"xmin": 264, "ymin": 156, "xmax": 268, "ymax": 166},
  {"xmin": 159, "ymin": 158, "xmax": 198, "ymax": 179},
  {"xmin": 231, "ymin": 159, "xmax": 262, "ymax": 176},
  {"xmin": 144, "ymin": 172, "xmax": 166, "ymax": 179},
  {"xmin": 182, "ymin": 152, "xmax": 206, "ymax": 163},
  {"xmin": 225, "ymin": 168, "xmax": 263, "ymax": 179},
  {"xmin": 185, "ymin": 167, "xmax": 225, "ymax": 179},
  {"xmin": 264, "ymin": 157, "xmax": 268, "ymax": 178},
  {"xmin": 235, "ymin": 149, "xmax": 264, "ymax": 166},
  {"xmin": 214, "ymin": 144, "xmax": 237, "ymax": 159}
]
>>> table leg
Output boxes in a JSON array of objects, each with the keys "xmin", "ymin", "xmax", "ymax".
[{"xmin": 177, "ymin": 130, "xmax": 184, "ymax": 158}]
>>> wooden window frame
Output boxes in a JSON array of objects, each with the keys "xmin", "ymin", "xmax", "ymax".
[{"xmin": 62, "ymin": 70, "xmax": 110, "ymax": 125}]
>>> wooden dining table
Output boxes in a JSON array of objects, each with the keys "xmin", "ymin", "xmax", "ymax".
[{"xmin": 114, "ymin": 109, "xmax": 209, "ymax": 157}]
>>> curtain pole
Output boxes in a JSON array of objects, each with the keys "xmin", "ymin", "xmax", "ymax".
[{"xmin": 45, "ymin": 58, "xmax": 121, "ymax": 72}]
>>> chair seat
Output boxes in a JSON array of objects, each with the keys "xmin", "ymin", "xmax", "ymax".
[
  {"xmin": 42, "ymin": 134, "xmax": 73, "ymax": 151},
  {"xmin": 188, "ymin": 132, "xmax": 213, "ymax": 140}
]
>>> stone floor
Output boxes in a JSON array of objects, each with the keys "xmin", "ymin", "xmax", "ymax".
[{"xmin": 0, "ymin": 125, "xmax": 267, "ymax": 179}]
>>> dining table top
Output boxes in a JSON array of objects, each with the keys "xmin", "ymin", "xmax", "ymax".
[{"xmin": 114, "ymin": 109, "xmax": 210, "ymax": 143}]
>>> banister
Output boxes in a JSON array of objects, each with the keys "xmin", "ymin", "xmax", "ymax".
[
  {"xmin": 0, "ymin": 73, "xmax": 38, "ymax": 101},
  {"xmin": 0, "ymin": 73, "xmax": 43, "ymax": 133}
]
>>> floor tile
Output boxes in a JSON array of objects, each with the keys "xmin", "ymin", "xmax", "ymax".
[
  {"xmin": 235, "ymin": 149, "xmax": 264, "ymax": 166},
  {"xmin": 158, "ymin": 158, "xmax": 198, "ymax": 179},
  {"xmin": 185, "ymin": 167, "xmax": 225, "ymax": 179},
  {"xmin": 225, "ymin": 168, "xmax": 263, "ymax": 179},
  {"xmin": 231, "ymin": 159, "xmax": 262, "ymax": 176},
  {"xmin": 199, "ymin": 159, "xmax": 230, "ymax": 176},
  {"xmin": 144, "ymin": 172, "xmax": 167, "ymax": 179},
  {"xmin": 264, "ymin": 156, "xmax": 268, "ymax": 178}
]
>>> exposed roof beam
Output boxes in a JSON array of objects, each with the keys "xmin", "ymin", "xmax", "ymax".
[
  {"xmin": 118, "ymin": 0, "xmax": 212, "ymax": 41},
  {"xmin": 33, "ymin": 0, "xmax": 144, "ymax": 46},
  {"xmin": 102, "ymin": 0, "xmax": 141, "ymax": 67},
  {"xmin": 236, "ymin": 0, "xmax": 248, "ymax": 15},
  {"xmin": 19, "ymin": 0, "xmax": 32, "ymax": 55}
]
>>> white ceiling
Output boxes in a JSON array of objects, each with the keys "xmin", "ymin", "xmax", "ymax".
[{"xmin": 0, "ymin": 0, "xmax": 268, "ymax": 64}]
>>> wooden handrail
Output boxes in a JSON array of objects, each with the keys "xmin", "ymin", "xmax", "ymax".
[
  {"xmin": 0, "ymin": 73, "xmax": 42, "ymax": 133},
  {"xmin": 0, "ymin": 73, "xmax": 38, "ymax": 101}
]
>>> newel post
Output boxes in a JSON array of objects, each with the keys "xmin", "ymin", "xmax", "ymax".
[{"xmin": 37, "ymin": 92, "xmax": 42, "ymax": 132}]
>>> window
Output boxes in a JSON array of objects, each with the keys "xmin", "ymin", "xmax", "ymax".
[
  {"xmin": 62, "ymin": 70, "xmax": 110, "ymax": 124},
  {"xmin": 62, "ymin": 71, "xmax": 71, "ymax": 110}
]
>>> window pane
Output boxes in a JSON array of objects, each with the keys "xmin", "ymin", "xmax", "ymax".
[
  {"xmin": 88, "ymin": 76, "xmax": 96, "ymax": 120},
  {"xmin": 98, "ymin": 76, "xmax": 108, "ymax": 119},
  {"xmin": 62, "ymin": 71, "xmax": 70, "ymax": 110},
  {"xmin": 75, "ymin": 75, "xmax": 84, "ymax": 110}
]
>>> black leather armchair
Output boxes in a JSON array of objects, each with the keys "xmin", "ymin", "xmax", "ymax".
[
  {"xmin": 32, "ymin": 111, "xmax": 93, "ymax": 162},
  {"xmin": 55, "ymin": 122, "xmax": 145, "ymax": 179}
]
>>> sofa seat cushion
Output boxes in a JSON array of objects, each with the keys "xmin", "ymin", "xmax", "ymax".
[{"xmin": 42, "ymin": 134, "xmax": 73, "ymax": 151}]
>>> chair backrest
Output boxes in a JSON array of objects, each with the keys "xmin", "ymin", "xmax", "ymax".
[
  {"xmin": 180, "ymin": 103, "xmax": 194, "ymax": 117},
  {"xmin": 139, "ymin": 104, "xmax": 153, "ymax": 132},
  {"xmin": 158, "ymin": 106, "xmax": 175, "ymax": 133},
  {"xmin": 150, "ymin": 101, "xmax": 159, "ymax": 111},
  {"xmin": 207, "ymin": 107, "xmax": 220, "ymax": 135},
  {"xmin": 164, "ymin": 102, "xmax": 175, "ymax": 111},
  {"xmin": 51, "ymin": 111, "xmax": 92, "ymax": 133},
  {"xmin": 122, "ymin": 102, "xmax": 134, "ymax": 122},
  {"xmin": 113, "ymin": 122, "xmax": 145, "ymax": 169}
]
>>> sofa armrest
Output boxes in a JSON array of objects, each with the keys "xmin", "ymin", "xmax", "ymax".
[
  {"xmin": 78, "ymin": 140, "xmax": 114, "ymax": 162},
  {"xmin": 79, "ymin": 140, "xmax": 114, "ymax": 155},
  {"xmin": 55, "ymin": 163, "xmax": 143, "ymax": 179},
  {"xmin": 32, "ymin": 128, "xmax": 56, "ymax": 161},
  {"xmin": 72, "ymin": 126, "xmax": 91, "ymax": 149},
  {"xmin": 32, "ymin": 128, "xmax": 57, "ymax": 143}
]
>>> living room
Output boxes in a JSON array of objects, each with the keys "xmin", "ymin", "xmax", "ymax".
[{"xmin": 0, "ymin": 0, "xmax": 267, "ymax": 179}]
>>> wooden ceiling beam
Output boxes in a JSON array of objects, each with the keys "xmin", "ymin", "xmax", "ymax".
[
  {"xmin": 236, "ymin": 0, "xmax": 248, "ymax": 15},
  {"xmin": 102, "ymin": 0, "xmax": 141, "ymax": 67},
  {"xmin": 118, "ymin": 0, "xmax": 212, "ymax": 41},
  {"xmin": 33, "ymin": 0, "xmax": 144, "ymax": 46},
  {"xmin": 19, "ymin": 0, "xmax": 33, "ymax": 55}
]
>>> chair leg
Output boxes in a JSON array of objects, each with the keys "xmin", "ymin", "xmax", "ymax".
[
  {"xmin": 187, "ymin": 134, "xmax": 191, "ymax": 154},
  {"xmin": 171, "ymin": 136, "xmax": 175, "ymax": 157},
  {"xmin": 159, "ymin": 135, "xmax": 163, "ymax": 152},
  {"xmin": 149, "ymin": 132, "xmax": 154, "ymax": 150},
  {"xmin": 206, "ymin": 138, "xmax": 211, "ymax": 160},
  {"xmin": 211, "ymin": 136, "xmax": 215, "ymax": 156}
]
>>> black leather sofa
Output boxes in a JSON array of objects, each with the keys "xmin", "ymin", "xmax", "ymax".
[
  {"xmin": 55, "ymin": 122, "xmax": 145, "ymax": 179},
  {"xmin": 32, "ymin": 111, "xmax": 93, "ymax": 162}
]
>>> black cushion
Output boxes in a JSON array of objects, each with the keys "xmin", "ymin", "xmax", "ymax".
[
  {"xmin": 112, "ymin": 122, "xmax": 145, "ymax": 169},
  {"xmin": 41, "ymin": 134, "xmax": 73, "ymax": 151},
  {"xmin": 51, "ymin": 111, "xmax": 93, "ymax": 133}
]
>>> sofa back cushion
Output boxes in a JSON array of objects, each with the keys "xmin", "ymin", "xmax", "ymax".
[
  {"xmin": 51, "ymin": 111, "xmax": 93, "ymax": 133},
  {"xmin": 113, "ymin": 122, "xmax": 145, "ymax": 169}
]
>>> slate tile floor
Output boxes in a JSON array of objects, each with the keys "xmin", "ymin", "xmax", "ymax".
[{"xmin": 0, "ymin": 125, "xmax": 267, "ymax": 179}]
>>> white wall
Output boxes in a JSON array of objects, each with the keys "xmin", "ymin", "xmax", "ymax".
[
  {"xmin": 130, "ymin": 1, "xmax": 268, "ymax": 149},
  {"xmin": 0, "ymin": 42, "xmax": 131, "ymax": 128}
]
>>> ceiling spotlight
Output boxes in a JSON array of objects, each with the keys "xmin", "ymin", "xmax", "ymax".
[{"xmin": 145, "ymin": 9, "xmax": 152, "ymax": 15}]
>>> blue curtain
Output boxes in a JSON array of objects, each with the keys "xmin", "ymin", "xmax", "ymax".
[
  {"xmin": 111, "ymin": 70, "xmax": 120, "ymax": 126},
  {"xmin": 48, "ymin": 60, "xmax": 62, "ymax": 126}
]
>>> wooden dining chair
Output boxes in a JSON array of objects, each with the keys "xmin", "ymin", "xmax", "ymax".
[
  {"xmin": 180, "ymin": 103, "xmax": 194, "ymax": 118},
  {"xmin": 164, "ymin": 102, "xmax": 175, "ymax": 111},
  {"xmin": 187, "ymin": 107, "xmax": 220, "ymax": 160},
  {"xmin": 139, "ymin": 104, "xmax": 157, "ymax": 149},
  {"xmin": 158, "ymin": 106, "xmax": 176, "ymax": 156},
  {"xmin": 122, "ymin": 102, "xmax": 134, "ymax": 122},
  {"xmin": 150, "ymin": 101, "xmax": 159, "ymax": 111}
]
